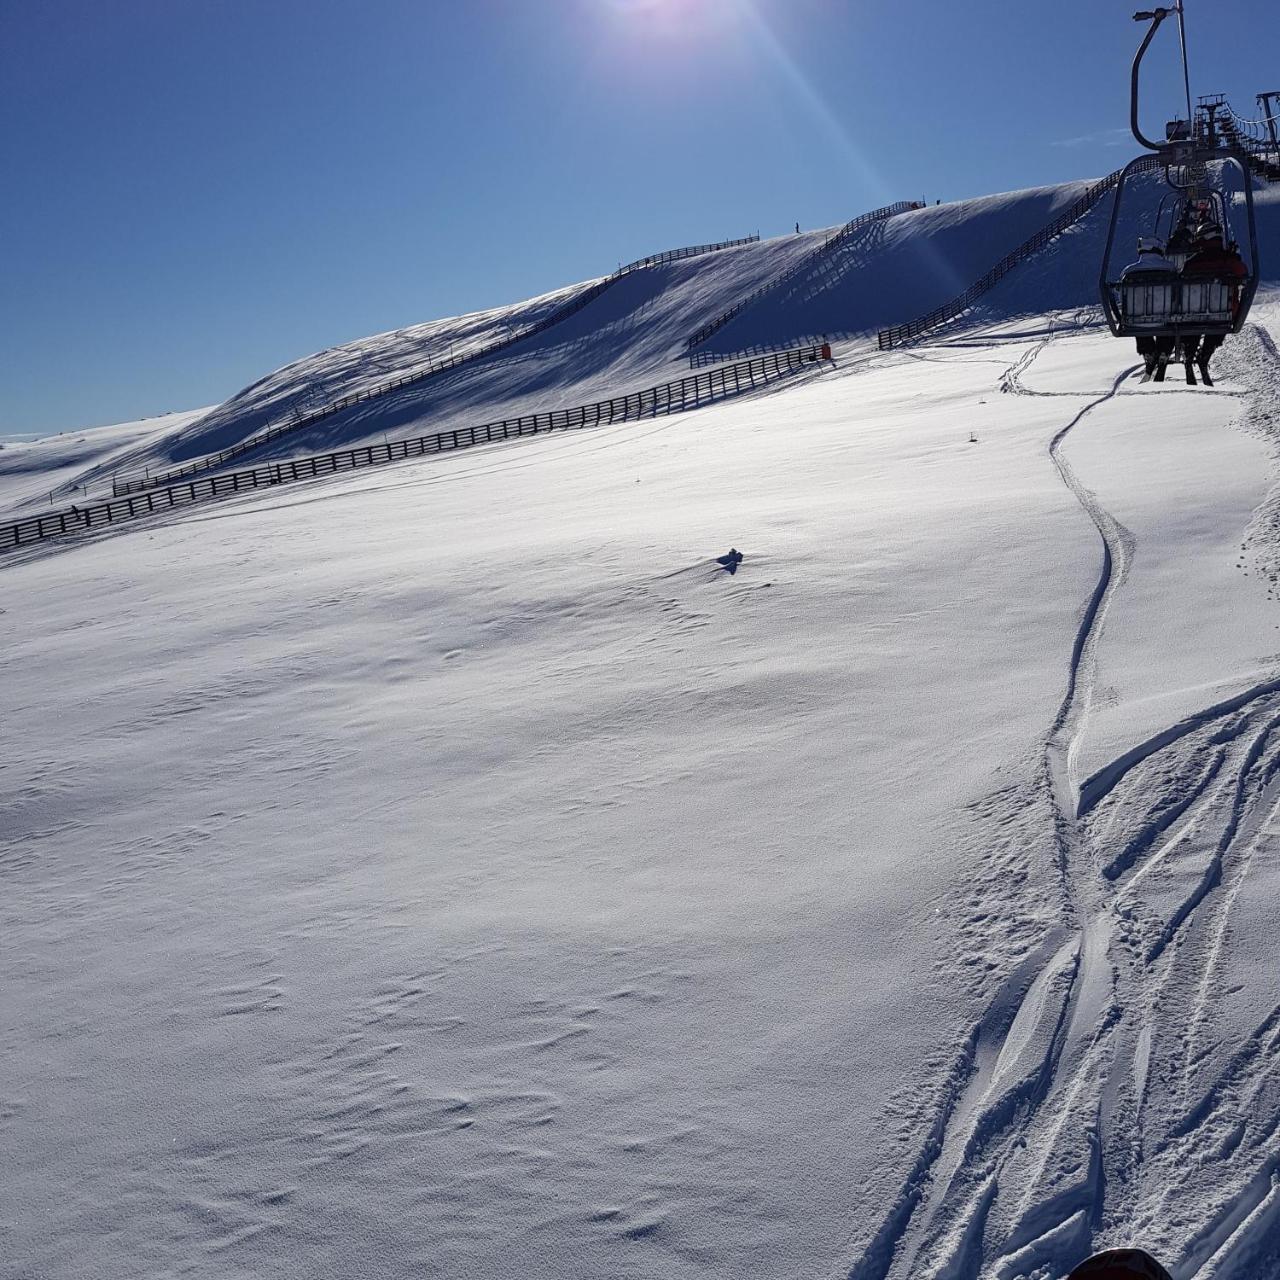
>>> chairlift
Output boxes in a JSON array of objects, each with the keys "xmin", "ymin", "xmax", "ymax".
[{"xmin": 1098, "ymin": 5, "xmax": 1261, "ymax": 365}]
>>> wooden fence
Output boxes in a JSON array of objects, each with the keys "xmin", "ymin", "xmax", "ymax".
[{"xmin": 3, "ymin": 344, "xmax": 826, "ymax": 552}]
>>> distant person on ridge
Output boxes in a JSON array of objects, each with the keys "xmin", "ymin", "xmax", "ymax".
[{"xmin": 795, "ymin": 222, "xmax": 800, "ymax": 234}]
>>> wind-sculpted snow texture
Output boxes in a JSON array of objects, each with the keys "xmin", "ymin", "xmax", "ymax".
[{"xmin": 4, "ymin": 198, "xmax": 1280, "ymax": 1280}]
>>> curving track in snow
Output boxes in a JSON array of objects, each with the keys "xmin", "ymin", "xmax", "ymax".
[{"xmin": 844, "ymin": 329, "xmax": 1280, "ymax": 1280}]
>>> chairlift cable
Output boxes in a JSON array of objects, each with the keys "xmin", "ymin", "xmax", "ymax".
[{"xmin": 1227, "ymin": 105, "xmax": 1280, "ymax": 128}]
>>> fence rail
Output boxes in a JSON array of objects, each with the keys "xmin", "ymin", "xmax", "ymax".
[
  {"xmin": 618, "ymin": 236, "xmax": 760, "ymax": 273},
  {"xmin": 876, "ymin": 159, "xmax": 1167, "ymax": 350},
  {"xmin": 3, "ymin": 344, "xmax": 827, "ymax": 553},
  {"xmin": 684, "ymin": 201, "xmax": 919, "ymax": 358},
  {"xmin": 112, "ymin": 234, "xmax": 761, "ymax": 498},
  {"xmin": 689, "ymin": 339, "xmax": 818, "ymax": 369}
]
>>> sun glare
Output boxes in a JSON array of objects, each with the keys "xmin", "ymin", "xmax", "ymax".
[
  {"xmin": 587, "ymin": 0, "xmax": 746, "ymax": 46},
  {"xmin": 579, "ymin": 0, "xmax": 905, "ymax": 214}
]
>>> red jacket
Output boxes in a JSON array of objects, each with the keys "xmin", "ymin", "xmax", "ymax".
[{"xmin": 1184, "ymin": 243, "xmax": 1248, "ymax": 279}]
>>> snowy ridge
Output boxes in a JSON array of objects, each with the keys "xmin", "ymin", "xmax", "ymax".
[
  {"xmin": 683, "ymin": 200, "xmax": 917, "ymax": 358},
  {"xmin": 112, "ymin": 234, "xmax": 761, "ymax": 496},
  {"xmin": 10, "ymin": 174, "xmax": 1235, "ymax": 512},
  {"xmin": 61, "ymin": 224, "xmax": 838, "ymax": 494},
  {"xmin": 876, "ymin": 159, "xmax": 1163, "ymax": 350},
  {"xmin": 0, "ymin": 408, "xmax": 211, "ymax": 511}
]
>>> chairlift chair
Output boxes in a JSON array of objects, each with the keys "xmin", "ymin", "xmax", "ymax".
[{"xmin": 1098, "ymin": 6, "xmax": 1261, "ymax": 358}]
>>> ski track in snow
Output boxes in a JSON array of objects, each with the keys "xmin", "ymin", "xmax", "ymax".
[{"xmin": 842, "ymin": 328, "xmax": 1280, "ymax": 1280}]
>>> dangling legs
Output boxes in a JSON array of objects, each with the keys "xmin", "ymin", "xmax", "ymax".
[
  {"xmin": 1153, "ymin": 336, "xmax": 1174, "ymax": 382},
  {"xmin": 1198, "ymin": 334, "xmax": 1223, "ymax": 387},
  {"xmin": 1183, "ymin": 334, "xmax": 1201, "ymax": 386},
  {"xmin": 1136, "ymin": 336, "xmax": 1157, "ymax": 380}
]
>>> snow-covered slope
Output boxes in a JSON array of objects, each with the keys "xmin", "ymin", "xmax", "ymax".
[
  {"xmin": 698, "ymin": 181, "xmax": 1101, "ymax": 355},
  {"xmin": 971, "ymin": 171, "xmax": 1280, "ymax": 331},
  {"xmin": 5, "ymin": 179, "xmax": 1280, "ymax": 1280},
  {"xmin": 8, "ymin": 172, "xmax": 1249, "ymax": 507},
  {"xmin": 0, "ymin": 409, "xmax": 210, "ymax": 511},
  {"xmin": 68, "ymin": 228, "xmax": 836, "ymax": 492},
  {"xmin": 11, "ymin": 173, "xmax": 1274, "ymax": 516}
]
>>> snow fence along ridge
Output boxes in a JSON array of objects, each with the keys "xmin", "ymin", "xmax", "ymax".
[
  {"xmin": 110, "ymin": 233, "xmax": 762, "ymax": 499},
  {"xmin": 1, "ymin": 344, "xmax": 828, "ymax": 553},
  {"xmin": 683, "ymin": 200, "xmax": 919, "ymax": 358},
  {"xmin": 876, "ymin": 158, "xmax": 1166, "ymax": 351}
]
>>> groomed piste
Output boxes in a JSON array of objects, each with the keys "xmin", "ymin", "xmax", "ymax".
[{"xmin": 4, "ymin": 161, "xmax": 1280, "ymax": 1280}]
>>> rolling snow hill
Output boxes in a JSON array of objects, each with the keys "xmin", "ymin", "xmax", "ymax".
[{"xmin": 4, "ymin": 171, "xmax": 1280, "ymax": 1280}]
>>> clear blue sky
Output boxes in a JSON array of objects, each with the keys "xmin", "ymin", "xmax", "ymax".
[{"xmin": 2, "ymin": 0, "xmax": 1275, "ymax": 435}]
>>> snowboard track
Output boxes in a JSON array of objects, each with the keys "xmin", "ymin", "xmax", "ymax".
[{"xmin": 842, "ymin": 328, "xmax": 1280, "ymax": 1280}]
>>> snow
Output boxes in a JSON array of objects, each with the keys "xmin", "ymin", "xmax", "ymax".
[
  {"xmin": 4, "ymin": 174, "xmax": 1280, "ymax": 1280},
  {"xmin": 0, "ymin": 409, "xmax": 212, "ymax": 513},
  {"xmin": 79, "ymin": 228, "xmax": 835, "ymax": 488}
]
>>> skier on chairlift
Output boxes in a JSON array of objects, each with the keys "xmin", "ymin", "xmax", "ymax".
[
  {"xmin": 1185, "ymin": 220, "xmax": 1247, "ymax": 280},
  {"xmin": 1182, "ymin": 220, "xmax": 1247, "ymax": 385},
  {"xmin": 1164, "ymin": 205, "xmax": 1202, "ymax": 268},
  {"xmin": 1119, "ymin": 238, "xmax": 1177, "ymax": 379}
]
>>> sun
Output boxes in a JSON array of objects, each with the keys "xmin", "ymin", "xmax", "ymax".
[{"xmin": 587, "ymin": 0, "xmax": 746, "ymax": 46}]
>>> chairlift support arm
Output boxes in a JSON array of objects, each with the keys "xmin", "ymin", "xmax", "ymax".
[{"xmin": 1130, "ymin": 7, "xmax": 1182, "ymax": 153}]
